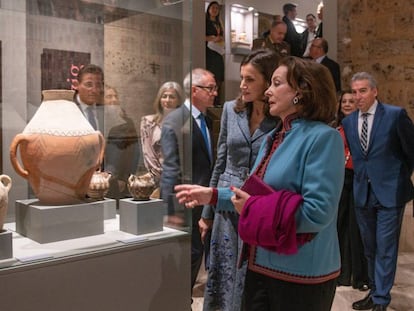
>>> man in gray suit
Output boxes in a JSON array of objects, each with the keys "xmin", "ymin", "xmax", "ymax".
[
  {"xmin": 160, "ymin": 68, "xmax": 216, "ymax": 294},
  {"xmin": 343, "ymin": 72, "xmax": 414, "ymax": 311}
]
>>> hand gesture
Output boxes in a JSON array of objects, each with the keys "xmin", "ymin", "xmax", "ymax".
[{"xmin": 175, "ymin": 184, "xmax": 213, "ymax": 208}]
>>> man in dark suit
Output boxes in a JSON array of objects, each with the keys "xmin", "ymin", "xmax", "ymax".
[
  {"xmin": 282, "ymin": 3, "xmax": 302, "ymax": 57},
  {"xmin": 309, "ymin": 37, "xmax": 341, "ymax": 92},
  {"xmin": 300, "ymin": 13, "xmax": 317, "ymax": 58},
  {"xmin": 315, "ymin": 2, "xmax": 324, "ymax": 38},
  {"xmin": 73, "ymin": 64, "xmax": 105, "ymax": 131},
  {"xmin": 343, "ymin": 72, "xmax": 414, "ymax": 311},
  {"xmin": 160, "ymin": 68, "xmax": 216, "ymax": 294}
]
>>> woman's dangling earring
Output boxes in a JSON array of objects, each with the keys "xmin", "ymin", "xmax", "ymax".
[{"xmin": 293, "ymin": 96, "xmax": 299, "ymax": 105}]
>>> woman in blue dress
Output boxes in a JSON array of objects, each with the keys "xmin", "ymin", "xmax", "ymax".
[{"xmin": 200, "ymin": 49, "xmax": 281, "ymax": 311}]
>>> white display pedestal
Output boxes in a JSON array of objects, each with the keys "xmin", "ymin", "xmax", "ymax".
[
  {"xmin": 102, "ymin": 198, "xmax": 117, "ymax": 219},
  {"xmin": 0, "ymin": 227, "xmax": 191, "ymax": 311},
  {"xmin": 119, "ymin": 198, "xmax": 164, "ymax": 235},
  {"xmin": 0, "ymin": 229, "xmax": 12, "ymax": 259},
  {"xmin": 15, "ymin": 199, "xmax": 105, "ymax": 243}
]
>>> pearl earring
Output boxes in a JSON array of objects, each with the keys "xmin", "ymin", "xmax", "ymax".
[{"xmin": 293, "ymin": 97, "xmax": 299, "ymax": 105}]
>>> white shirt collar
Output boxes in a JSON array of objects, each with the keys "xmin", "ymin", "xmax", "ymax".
[
  {"xmin": 359, "ymin": 100, "xmax": 378, "ymax": 118},
  {"xmin": 184, "ymin": 99, "xmax": 203, "ymax": 119},
  {"xmin": 315, "ymin": 55, "xmax": 326, "ymax": 63},
  {"xmin": 77, "ymin": 94, "xmax": 96, "ymax": 113}
]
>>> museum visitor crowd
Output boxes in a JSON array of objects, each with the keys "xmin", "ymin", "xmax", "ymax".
[{"xmin": 73, "ymin": 2, "xmax": 414, "ymax": 311}]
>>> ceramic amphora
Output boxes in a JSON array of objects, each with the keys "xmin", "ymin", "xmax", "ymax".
[
  {"xmin": 87, "ymin": 171, "xmax": 111, "ymax": 200},
  {"xmin": 10, "ymin": 90, "xmax": 105, "ymax": 205},
  {"xmin": 0, "ymin": 174, "xmax": 12, "ymax": 231},
  {"xmin": 127, "ymin": 173, "xmax": 156, "ymax": 200}
]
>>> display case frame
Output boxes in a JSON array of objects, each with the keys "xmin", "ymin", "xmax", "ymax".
[{"xmin": 0, "ymin": 1, "xmax": 196, "ymax": 308}]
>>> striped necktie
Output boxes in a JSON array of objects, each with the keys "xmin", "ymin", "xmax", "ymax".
[{"xmin": 360, "ymin": 113, "xmax": 369, "ymax": 154}]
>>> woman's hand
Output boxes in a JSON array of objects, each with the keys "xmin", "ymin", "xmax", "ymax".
[
  {"xmin": 207, "ymin": 35, "xmax": 223, "ymax": 43},
  {"xmin": 175, "ymin": 184, "xmax": 212, "ymax": 208},
  {"xmin": 230, "ymin": 186, "xmax": 250, "ymax": 214},
  {"xmin": 198, "ymin": 218, "xmax": 213, "ymax": 243}
]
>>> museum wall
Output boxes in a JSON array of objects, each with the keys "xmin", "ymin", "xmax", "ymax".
[
  {"xmin": 337, "ymin": 0, "xmax": 414, "ymax": 121},
  {"xmin": 1, "ymin": 1, "xmax": 33, "ymax": 215},
  {"xmin": 103, "ymin": 13, "xmax": 185, "ymax": 134}
]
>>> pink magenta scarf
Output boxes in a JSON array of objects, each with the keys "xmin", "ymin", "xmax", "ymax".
[{"xmin": 238, "ymin": 190, "xmax": 313, "ymax": 255}]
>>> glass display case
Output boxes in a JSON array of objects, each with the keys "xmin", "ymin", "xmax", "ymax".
[
  {"xmin": 229, "ymin": 3, "xmax": 256, "ymax": 55},
  {"xmin": 0, "ymin": 1, "xmax": 194, "ymax": 309}
]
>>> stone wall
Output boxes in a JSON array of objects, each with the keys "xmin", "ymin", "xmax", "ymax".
[{"xmin": 337, "ymin": 0, "xmax": 414, "ymax": 121}]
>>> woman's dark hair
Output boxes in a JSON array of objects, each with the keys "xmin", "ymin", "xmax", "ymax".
[
  {"xmin": 335, "ymin": 89, "xmax": 353, "ymax": 126},
  {"xmin": 279, "ymin": 56, "xmax": 337, "ymax": 123},
  {"xmin": 234, "ymin": 49, "xmax": 281, "ymax": 114},
  {"xmin": 206, "ymin": 1, "xmax": 221, "ymax": 22}
]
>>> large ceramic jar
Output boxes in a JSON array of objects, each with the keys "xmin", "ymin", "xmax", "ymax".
[
  {"xmin": 0, "ymin": 174, "xmax": 12, "ymax": 231},
  {"xmin": 10, "ymin": 90, "xmax": 105, "ymax": 205}
]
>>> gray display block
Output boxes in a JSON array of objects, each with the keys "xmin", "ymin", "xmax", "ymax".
[
  {"xmin": 0, "ymin": 230, "xmax": 13, "ymax": 259},
  {"xmin": 15, "ymin": 199, "xmax": 104, "ymax": 244},
  {"xmin": 102, "ymin": 198, "xmax": 117, "ymax": 219},
  {"xmin": 119, "ymin": 199, "xmax": 164, "ymax": 235}
]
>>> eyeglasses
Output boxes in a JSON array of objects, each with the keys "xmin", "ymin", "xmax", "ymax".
[{"xmin": 195, "ymin": 85, "xmax": 218, "ymax": 93}]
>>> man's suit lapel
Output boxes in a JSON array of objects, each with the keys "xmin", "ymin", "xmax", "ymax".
[
  {"xmin": 350, "ymin": 112, "xmax": 364, "ymax": 156},
  {"xmin": 368, "ymin": 103, "xmax": 385, "ymax": 154}
]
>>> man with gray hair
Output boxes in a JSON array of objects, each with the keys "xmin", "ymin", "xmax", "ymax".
[
  {"xmin": 342, "ymin": 72, "xmax": 414, "ymax": 311},
  {"xmin": 160, "ymin": 68, "xmax": 216, "ymax": 295}
]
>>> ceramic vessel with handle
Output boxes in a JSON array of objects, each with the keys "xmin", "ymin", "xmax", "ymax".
[
  {"xmin": 87, "ymin": 171, "xmax": 111, "ymax": 200},
  {"xmin": 127, "ymin": 173, "xmax": 156, "ymax": 200},
  {"xmin": 9, "ymin": 90, "xmax": 105, "ymax": 205}
]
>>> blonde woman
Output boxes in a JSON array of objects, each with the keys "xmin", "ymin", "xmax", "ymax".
[{"xmin": 140, "ymin": 82, "xmax": 184, "ymax": 193}]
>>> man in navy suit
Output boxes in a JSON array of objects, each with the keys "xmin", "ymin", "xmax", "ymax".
[
  {"xmin": 160, "ymin": 68, "xmax": 216, "ymax": 295},
  {"xmin": 343, "ymin": 72, "xmax": 414, "ymax": 311},
  {"xmin": 309, "ymin": 37, "xmax": 341, "ymax": 92}
]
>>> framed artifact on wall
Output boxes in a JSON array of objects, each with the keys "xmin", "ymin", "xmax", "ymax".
[{"xmin": 41, "ymin": 48, "xmax": 91, "ymax": 91}]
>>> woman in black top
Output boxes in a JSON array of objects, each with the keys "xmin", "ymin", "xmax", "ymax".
[{"xmin": 205, "ymin": 1, "xmax": 224, "ymax": 105}]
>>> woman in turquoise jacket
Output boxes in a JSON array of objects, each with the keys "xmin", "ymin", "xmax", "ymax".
[{"xmin": 176, "ymin": 57, "xmax": 344, "ymax": 311}]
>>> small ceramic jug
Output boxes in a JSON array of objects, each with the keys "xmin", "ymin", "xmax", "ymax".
[
  {"xmin": 0, "ymin": 174, "xmax": 12, "ymax": 231},
  {"xmin": 127, "ymin": 173, "xmax": 156, "ymax": 200},
  {"xmin": 87, "ymin": 171, "xmax": 111, "ymax": 200}
]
